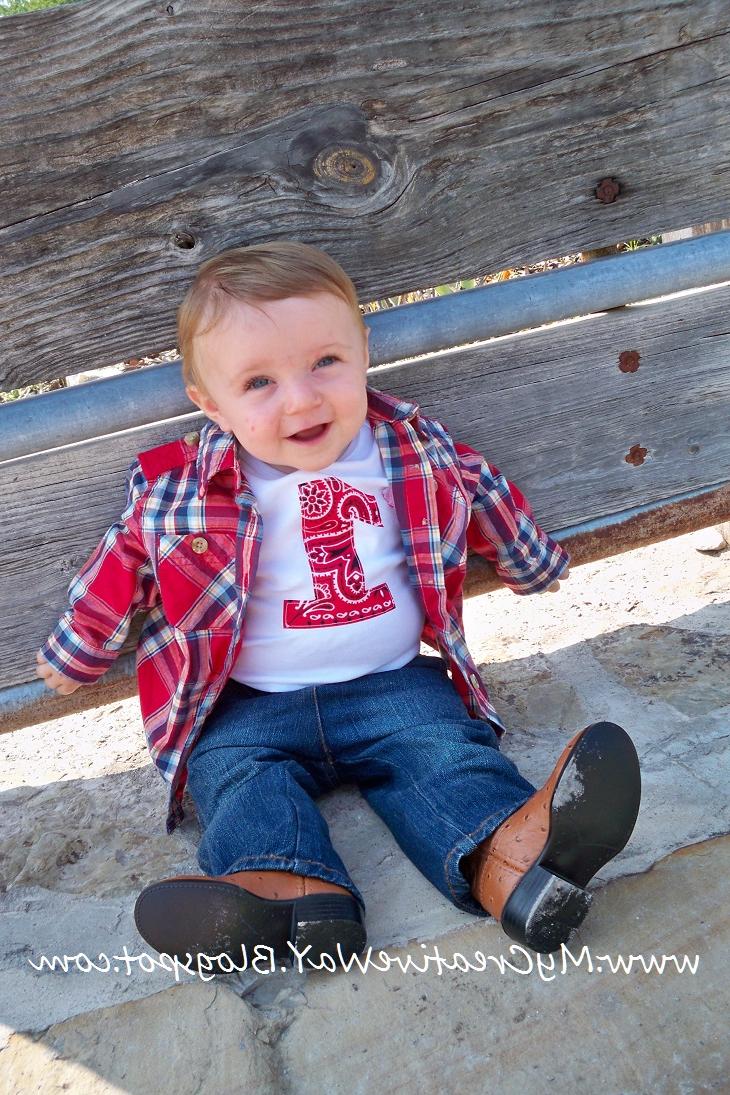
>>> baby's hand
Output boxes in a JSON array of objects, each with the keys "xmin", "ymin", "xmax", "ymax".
[
  {"xmin": 545, "ymin": 567, "xmax": 570, "ymax": 592},
  {"xmin": 35, "ymin": 651, "xmax": 82, "ymax": 695}
]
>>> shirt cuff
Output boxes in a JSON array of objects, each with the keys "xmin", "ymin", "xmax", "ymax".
[
  {"xmin": 496, "ymin": 539, "xmax": 571, "ymax": 594},
  {"xmin": 39, "ymin": 616, "xmax": 118, "ymax": 684}
]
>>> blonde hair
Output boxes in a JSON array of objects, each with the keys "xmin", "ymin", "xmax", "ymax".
[{"xmin": 177, "ymin": 241, "xmax": 367, "ymax": 394}]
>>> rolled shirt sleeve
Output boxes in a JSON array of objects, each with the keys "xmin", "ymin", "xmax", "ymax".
[
  {"xmin": 466, "ymin": 458, "xmax": 571, "ymax": 594},
  {"xmin": 39, "ymin": 461, "xmax": 156, "ymax": 683}
]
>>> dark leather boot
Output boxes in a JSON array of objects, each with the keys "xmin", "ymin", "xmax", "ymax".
[
  {"xmin": 463, "ymin": 721, "xmax": 641, "ymax": 954},
  {"xmin": 134, "ymin": 868, "xmax": 366, "ymax": 971}
]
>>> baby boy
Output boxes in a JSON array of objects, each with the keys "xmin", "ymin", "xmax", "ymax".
[{"xmin": 37, "ymin": 241, "xmax": 641, "ymax": 969}]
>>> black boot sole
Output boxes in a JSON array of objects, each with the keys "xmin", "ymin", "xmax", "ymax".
[
  {"xmin": 134, "ymin": 880, "xmax": 366, "ymax": 973},
  {"xmin": 501, "ymin": 721, "xmax": 641, "ymax": 954}
]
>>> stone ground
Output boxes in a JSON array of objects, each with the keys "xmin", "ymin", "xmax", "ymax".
[{"xmin": 1, "ymin": 529, "xmax": 728, "ymax": 1094}]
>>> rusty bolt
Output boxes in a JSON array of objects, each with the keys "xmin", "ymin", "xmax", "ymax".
[
  {"xmin": 619, "ymin": 350, "xmax": 641, "ymax": 373},
  {"xmin": 596, "ymin": 178, "xmax": 621, "ymax": 203},
  {"xmin": 625, "ymin": 444, "xmax": 648, "ymax": 466}
]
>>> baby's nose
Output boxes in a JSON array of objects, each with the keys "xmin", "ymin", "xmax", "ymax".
[{"xmin": 282, "ymin": 378, "xmax": 322, "ymax": 412}]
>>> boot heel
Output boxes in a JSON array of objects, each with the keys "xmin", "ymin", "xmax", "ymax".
[
  {"xmin": 290, "ymin": 894, "xmax": 367, "ymax": 968},
  {"xmin": 501, "ymin": 863, "xmax": 593, "ymax": 954}
]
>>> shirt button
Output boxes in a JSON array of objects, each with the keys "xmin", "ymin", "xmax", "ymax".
[
  {"xmin": 184, "ymin": 431, "xmax": 200, "ymax": 446},
  {"xmin": 191, "ymin": 536, "xmax": 208, "ymax": 554},
  {"xmin": 469, "ymin": 673, "xmax": 481, "ymax": 689}
]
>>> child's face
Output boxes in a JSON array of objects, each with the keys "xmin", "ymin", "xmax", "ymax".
[{"xmin": 186, "ymin": 292, "xmax": 371, "ymax": 473}]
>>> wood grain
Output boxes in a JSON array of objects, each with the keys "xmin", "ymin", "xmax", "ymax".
[
  {"xmin": 2, "ymin": 0, "xmax": 730, "ymax": 386},
  {"xmin": 4, "ymin": 281, "xmax": 728, "ymax": 690}
]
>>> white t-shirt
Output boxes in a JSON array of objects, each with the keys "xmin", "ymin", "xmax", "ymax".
[{"xmin": 230, "ymin": 422, "xmax": 426, "ymax": 690}]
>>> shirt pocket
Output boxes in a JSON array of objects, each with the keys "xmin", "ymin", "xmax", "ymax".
[
  {"xmin": 156, "ymin": 531, "xmax": 239, "ymax": 632},
  {"xmin": 440, "ymin": 487, "xmax": 470, "ymax": 568}
]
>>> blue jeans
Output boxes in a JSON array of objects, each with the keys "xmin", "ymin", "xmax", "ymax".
[{"xmin": 186, "ymin": 654, "xmax": 535, "ymax": 915}]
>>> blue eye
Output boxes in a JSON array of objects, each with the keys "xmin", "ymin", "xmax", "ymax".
[
  {"xmin": 245, "ymin": 376, "xmax": 270, "ymax": 391},
  {"xmin": 244, "ymin": 358, "xmax": 336, "ymax": 392}
]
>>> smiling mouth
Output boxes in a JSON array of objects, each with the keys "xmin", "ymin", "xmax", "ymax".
[{"xmin": 288, "ymin": 423, "xmax": 330, "ymax": 442}]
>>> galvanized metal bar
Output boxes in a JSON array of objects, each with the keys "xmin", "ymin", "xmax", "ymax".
[
  {"xmin": 0, "ymin": 655, "xmax": 138, "ymax": 735},
  {"xmin": 3, "ymin": 230, "xmax": 730, "ymax": 462},
  {"xmin": 372, "ymin": 229, "xmax": 730, "ymax": 365}
]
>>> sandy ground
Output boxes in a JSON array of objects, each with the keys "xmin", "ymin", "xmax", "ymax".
[{"xmin": 1, "ymin": 527, "xmax": 728, "ymax": 1091}]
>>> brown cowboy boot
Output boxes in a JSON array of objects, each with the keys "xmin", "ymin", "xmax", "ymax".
[
  {"xmin": 134, "ymin": 868, "xmax": 366, "ymax": 971},
  {"xmin": 463, "ymin": 721, "xmax": 641, "ymax": 954}
]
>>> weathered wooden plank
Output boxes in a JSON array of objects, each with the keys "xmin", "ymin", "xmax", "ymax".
[
  {"xmin": 377, "ymin": 285, "xmax": 730, "ymax": 531},
  {"xmin": 3, "ymin": 281, "xmax": 729, "ymax": 690},
  {"xmin": 7, "ymin": 481, "xmax": 730, "ymax": 733},
  {"xmin": 2, "ymin": 0, "xmax": 730, "ymax": 386}
]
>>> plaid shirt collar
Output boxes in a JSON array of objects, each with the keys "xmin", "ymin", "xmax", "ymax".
[{"xmin": 195, "ymin": 385, "xmax": 420, "ymax": 498}]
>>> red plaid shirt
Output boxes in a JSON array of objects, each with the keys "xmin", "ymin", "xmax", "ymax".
[{"xmin": 41, "ymin": 387, "xmax": 569, "ymax": 833}]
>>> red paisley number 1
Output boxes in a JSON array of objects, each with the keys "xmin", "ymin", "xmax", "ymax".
[{"xmin": 283, "ymin": 477, "xmax": 395, "ymax": 629}]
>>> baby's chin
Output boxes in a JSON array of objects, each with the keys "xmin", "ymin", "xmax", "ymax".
[
  {"xmin": 276, "ymin": 447, "xmax": 347, "ymax": 474},
  {"xmin": 238, "ymin": 415, "xmax": 366, "ymax": 473}
]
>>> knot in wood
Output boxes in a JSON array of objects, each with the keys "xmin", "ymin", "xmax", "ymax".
[
  {"xmin": 595, "ymin": 177, "xmax": 621, "ymax": 203},
  {"xmin": 173, "ymin": 231, "xmax": 196, "ymax": 250},
  {"xmin": 619, "ymin": 350, "xmax": 641, "ymax": 373},
  {"xmin": 625, "ymin": 443, "xmax": 648, "ymax": 466},
  {"xmin": 314, "ymin": 146, "xmax": 378, "ymax": 187}
]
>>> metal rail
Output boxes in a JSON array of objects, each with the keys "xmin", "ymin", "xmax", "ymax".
[{"xmin": 3, "ymin": 230, "xmax": 730, "ymax": 462}]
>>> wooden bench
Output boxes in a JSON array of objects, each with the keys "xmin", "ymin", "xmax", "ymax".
[{"xmin": 2, "ymin": 0, "xmax": 729, "ymax": 730}]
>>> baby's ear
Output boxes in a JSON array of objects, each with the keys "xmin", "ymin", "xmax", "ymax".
[
  {"xmin": 186, "ymin": 384, "xmax": 230, "ymax": 431},
  {"xmin": 186, "ymin": 383, "xmax": 216, "ymax": 417},
  {"xmin": 185, "ymin": 383, "xmax": 205, "ymax": 410},
  {"xmin": 186, "ymin": 385, "xmax": 216, "ymax": 418}
]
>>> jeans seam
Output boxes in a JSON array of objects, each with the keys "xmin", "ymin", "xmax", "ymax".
[
  {"xmin": 312, "ymin": 686, "xmax": 339, "ymax": 785},
  {"xmin": 369, "ymin": 752, "xmax": 487, "ymax": 844},
  {"xmin": 410, "ymin": 781, "xmax": 472, "ymax": 842},
  {"xmin": 288, "ymin": 764, "xmax": 303, "ymax": 862}
]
